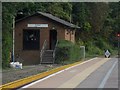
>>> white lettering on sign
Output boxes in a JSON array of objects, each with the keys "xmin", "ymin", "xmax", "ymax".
[{"xmin": 28, "ymin": 24, "xmax": 48, "ymax": 27}]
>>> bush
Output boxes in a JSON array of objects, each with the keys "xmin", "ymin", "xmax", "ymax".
[
  {"xmin": 55, "ymin": 40, "xmax": 82, "ymax": 65},
  {"xmin": 85, "ymin": 41, "xmax": 103, "ymax": 57},
  {"xmin": 2, "ymin": 32, "xmax": 12, "ymax": 69}
]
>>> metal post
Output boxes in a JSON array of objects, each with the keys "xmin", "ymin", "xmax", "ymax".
[
  {"xmin": 83, "ymin": 46, "xmax": 85, "ymax": 60},
  {"xmin": 118, "ymin": 36, "xmax": 120, "ymax": 60},
  {"xmin": 12, "ymin": 16, "xmax": 15, "ymax": 62},
  {"xmin": 80, "ymin": 46, "xmax": 85, "ymax": 60}
]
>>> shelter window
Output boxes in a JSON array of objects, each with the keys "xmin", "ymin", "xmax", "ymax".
[{"xmin": 23, "ymin": 30, "xmax": 40, "ymax": 50}]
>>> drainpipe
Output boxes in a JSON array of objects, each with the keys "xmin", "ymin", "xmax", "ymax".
[{"xmin": 12, "ymin": 11, "xmax": 23, "ymax": 62}]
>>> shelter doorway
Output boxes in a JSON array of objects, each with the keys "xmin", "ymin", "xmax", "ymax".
[{"xmin": 50, "ymin": 30, "xmax": 57, "ymax": 50}]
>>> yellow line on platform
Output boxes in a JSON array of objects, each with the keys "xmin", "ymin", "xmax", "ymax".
[{"xmin": 0, "ymin": 60, "xmax": 83, "ymax": 89}]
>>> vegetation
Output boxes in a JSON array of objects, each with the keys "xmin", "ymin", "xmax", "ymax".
[
  {"xmin": 2, "ymin": 2, "xmax": 120, "ymax": 68},
  {"xmin": 55, "ymin": 40, "xmax": 82, "ymax": 65}
]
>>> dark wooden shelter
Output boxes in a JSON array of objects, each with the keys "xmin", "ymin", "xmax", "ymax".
[{"xmin": 15, "ymin": 12, "xmax": 80, "ymax": 65}]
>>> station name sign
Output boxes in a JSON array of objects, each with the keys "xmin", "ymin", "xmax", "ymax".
[{"xmin": 27, "ymin": 24, "xmax": 48, "ymax": 28}]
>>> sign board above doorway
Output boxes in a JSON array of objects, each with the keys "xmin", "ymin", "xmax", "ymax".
[{"xmin": 27, "ymin": 24, "xmax": 48, "ymax": 28}]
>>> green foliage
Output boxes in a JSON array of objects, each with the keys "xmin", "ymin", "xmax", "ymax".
[
  {"xmin": 57, "ymin": 40, "xmax": 74, "ymax": 47},
  {"xmin": 84, "ymin": 41, "xmax": 102, "ymax": 56},
  {"xmin": 55, "ymin": 40, "xmax": 82, "ymax": 65},
  {"xmin": 102, "ymin": 2, "xmax": 120, "ymax": 47},
  {"xmin": 72, "ymin": 3, "xmax": 90, "ymax": 28},
  {"xmin": 76, "ymin": 39, "xmax": 84, "ymax": 46},
  {"xmin": 48, "ymin": 2, "xmax": 72, "ymax": 21},
  {"xmin": 2, "ymin": 32, "xmax": 12, "ymax": 68},
  {"xmin": 2, "ymin": 3, "xmax": 15, "ymax": 68},
  {"xmin": 83, "ymin": 22, "xmax": 92, "ymax": 31},
  {"xmin": 87, "ymin": 2, "xmax": 109, "ymax": 33}
]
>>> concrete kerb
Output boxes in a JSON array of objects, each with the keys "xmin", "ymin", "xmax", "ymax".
[{"xmin": 0, "ymin": 57, "xmax": 97, "ymax": 89}]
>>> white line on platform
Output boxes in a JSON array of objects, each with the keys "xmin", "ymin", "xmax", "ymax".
[
  {"xmin": 98, "ymin": 60, "xmax": 118, "ymax": 88},
  {"xmin": 19, "ymin": 57, "xmax": 97, "ymax": 89},
  {"xmin": 65, "ymin": 57, "xmax": 98, "ymax": 71}
]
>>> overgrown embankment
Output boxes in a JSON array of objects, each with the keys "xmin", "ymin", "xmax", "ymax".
[{"xmin": 55, "ymin": 40, "xmax": 118, "ymax": 65}]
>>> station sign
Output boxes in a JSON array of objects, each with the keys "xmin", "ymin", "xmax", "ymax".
[{"xmin": 28, "ymin": 24, "xmax": 48, "ymax": 28}]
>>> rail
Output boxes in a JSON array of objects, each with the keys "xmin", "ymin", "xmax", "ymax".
[
  {"xmin": 40, "ymin": 40, "xmax": 47, "ymax": 63},
  {"xmin": 53, "ymin": 40, "xmax": 58, "ymax": 63}
]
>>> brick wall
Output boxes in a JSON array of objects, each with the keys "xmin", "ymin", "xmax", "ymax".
[
  {"xmin": 65, "ymin": 29, "xmax": 75, "ymax": 43},
  {"xmin": 15, "ymin": 15, "xmax": 75, "ymax": 65}
]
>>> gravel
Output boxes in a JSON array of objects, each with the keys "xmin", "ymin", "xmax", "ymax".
[{"xmin": 2, "ymin": 64, "xmax": 61, "ymax": 85}]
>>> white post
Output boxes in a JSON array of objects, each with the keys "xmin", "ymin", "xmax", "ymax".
[
  {"xmin": 80, "ymin": 46, "xmax": 85, "ymax": 60},
  {"xmin": 12, "ymin": 16, "xmax": 15, "ymax": 62}
]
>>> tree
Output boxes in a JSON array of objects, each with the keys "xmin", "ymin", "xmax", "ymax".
[{"xmin": 47, "ymin": 2, "xmax": 72, "ymax": 21}]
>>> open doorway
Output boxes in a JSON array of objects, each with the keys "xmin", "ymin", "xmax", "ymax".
[{"xmin": 50, "ymin": 30, "xmax": 57, "ymax": 50}]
